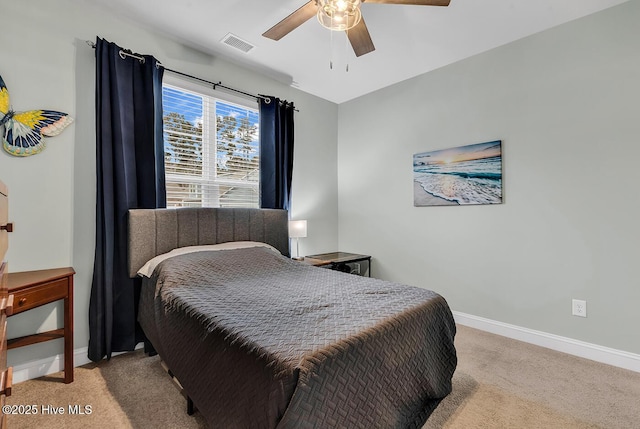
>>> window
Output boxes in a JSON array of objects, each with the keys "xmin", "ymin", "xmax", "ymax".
[{"xmin": 162, "ymin": 77, "xmax": 260, "ymax": 208}]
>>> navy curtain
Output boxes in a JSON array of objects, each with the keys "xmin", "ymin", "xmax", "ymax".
[
  {"xmin": 88, "ymin": 38, "xmax": 166, "ymax": 362},
  {"xmin": 259, "ymin": 97, "xmax": 295, "ymax": 210}
]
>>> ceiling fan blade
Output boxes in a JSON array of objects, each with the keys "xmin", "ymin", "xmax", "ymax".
[
  {"xmin": 347, "ymin": 18, "xmax": 375, "ymax": 57},
  {"xmin": 263, "ymin": 1, "xmax": 318, "ymax": 41},
  {"xmin": 362, "ymin": 0, "xmax": 450, "ymax": 5}
]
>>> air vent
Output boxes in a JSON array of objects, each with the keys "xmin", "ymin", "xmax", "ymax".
[{"xmin": 220, "ymin": 33, "xmax": 255, "ymax": 54}]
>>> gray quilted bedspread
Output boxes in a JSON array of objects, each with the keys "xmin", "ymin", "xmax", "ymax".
[{"xmin": 139, "ymin": 247, "xmax": 457, "ymax": 429}]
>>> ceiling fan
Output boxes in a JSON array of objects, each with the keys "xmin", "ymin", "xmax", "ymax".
[{"xmin": 263, "ymin": 0, "xmax": 451, "ymax": 57}]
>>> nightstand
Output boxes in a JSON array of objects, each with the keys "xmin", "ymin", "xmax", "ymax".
[
  {"xmin": 7, "ymin": 267, "xmax": 74, "ymax": 383},
  {"xmin": 304, "ymin": 252, "xmax": 372, "ymax": 277}
]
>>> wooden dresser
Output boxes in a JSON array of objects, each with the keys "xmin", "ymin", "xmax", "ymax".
[{"xmin": 0, "ymin": 180, "xmax": 14, "ymax": 428}]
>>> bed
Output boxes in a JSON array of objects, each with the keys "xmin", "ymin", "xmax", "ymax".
[{"xmin": 128, "ymin": 207, "xmax": 457, "ymax": 428}]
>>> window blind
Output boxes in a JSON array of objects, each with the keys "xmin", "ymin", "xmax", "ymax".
[{"xmin": 162, "ymin": 83, "xmax": 260, "ymax": 208}]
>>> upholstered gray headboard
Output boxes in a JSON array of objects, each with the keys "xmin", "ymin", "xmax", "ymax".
[{"xmin": 128, "ymin": 207, "xmax": 289, "ymax": 277}]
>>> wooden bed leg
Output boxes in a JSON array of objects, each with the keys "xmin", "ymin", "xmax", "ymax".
[{"xmin": 187, "ymin": 396, "xmax": 195, "ymax": 415}]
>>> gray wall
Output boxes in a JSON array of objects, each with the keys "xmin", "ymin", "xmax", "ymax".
[
  {"xmin": 0, "ymin": 0, "xmax": 338, "ymax": 366},
  {"xmin": 337, "ymin": 1, "xmax": 640, "ymax": 354}
]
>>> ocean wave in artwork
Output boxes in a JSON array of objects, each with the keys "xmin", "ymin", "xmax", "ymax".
[{"xmin": 414, "ymin": 156, "xmax": 502, "ymax": 205}]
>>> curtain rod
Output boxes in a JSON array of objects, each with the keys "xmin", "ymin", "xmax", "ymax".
[{"xmin": 86, "ymin": 40, "xmax": 297, "ymax": 110}]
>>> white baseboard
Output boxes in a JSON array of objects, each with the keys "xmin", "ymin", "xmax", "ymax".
[
  {"xmin": 453, "ymin": 311, "xmax": 640, "ymax": 373},
  {"xmin": 11, "ymin": 315, "xmax": 640, "ymax": 383},
  {"xmin": 11, "ymin": 344, "xmax": 143, "ymax": 384}
]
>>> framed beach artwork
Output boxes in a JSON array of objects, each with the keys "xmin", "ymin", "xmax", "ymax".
[{"xmin": 413, "ymin": 140, "xmax": 502, "ymax": 206}]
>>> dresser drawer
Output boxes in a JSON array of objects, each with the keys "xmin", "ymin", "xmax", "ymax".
[
  {"xmin": 12, "ymin": 278, "xmax": 69, "ymax": 314},
  {"xmin": 0, "ymin": 313, "xmax": 6, "ymax": 370},
  {"xmin": 0, "ymin": 262, "xmax": 6, "ymax": 289},
  {"xmin": 0, "ymin": 263, "xmax": 10, "ymax": 317}
]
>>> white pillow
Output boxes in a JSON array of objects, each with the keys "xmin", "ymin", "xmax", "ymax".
[{"xmin": 137, "ymin": 241, "xmax": 281, "ymax": 278}]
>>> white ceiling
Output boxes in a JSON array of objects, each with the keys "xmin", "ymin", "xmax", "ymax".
[{"xmin": 89, "ymin": 0, "xmax": 629, "ymax": 104}]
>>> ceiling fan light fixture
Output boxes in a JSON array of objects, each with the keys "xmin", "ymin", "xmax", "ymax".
[{"xmin": 317, "ymin": 0, "xmax": 362, "ymax": 31}]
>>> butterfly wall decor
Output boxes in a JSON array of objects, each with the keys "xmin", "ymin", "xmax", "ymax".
[{"xmin": 0, "ymin": 73, "xmax": 73, "ymax": 157}]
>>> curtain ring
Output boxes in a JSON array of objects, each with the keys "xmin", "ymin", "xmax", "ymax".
[
  {"xmin": 264, "ymin": 97, "xmax": 271, "ymax": 104},
  {"xmin": 119, "ymin": 49, "xmax": 146, "ymax": 64}
]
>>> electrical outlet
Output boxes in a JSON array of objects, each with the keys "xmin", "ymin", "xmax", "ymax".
[{"xmin": 572, "ymin": 299, "xmax": 587, "ymax": 317}]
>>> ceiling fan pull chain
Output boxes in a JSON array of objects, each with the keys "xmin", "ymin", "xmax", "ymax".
[
  {"xmin": 345, "ymin": 28, "xmax": 350, "ymax": 72},
  {"xmin": 329, "ymin": 18, "xmax": 334, "ymax": 70}
]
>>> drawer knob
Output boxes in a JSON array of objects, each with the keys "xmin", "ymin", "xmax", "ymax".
[
  {"xmin": 18, "ymin": 297, "xmax": 27, "ymax": 306},
  {"xmin": 0, "ymin": 222, "xmax": 13, "ymax": 232}
]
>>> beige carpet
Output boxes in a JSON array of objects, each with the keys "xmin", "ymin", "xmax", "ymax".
[{"xmin": 6, "ymin": 325, "xmax": 640, "ymax": 428}]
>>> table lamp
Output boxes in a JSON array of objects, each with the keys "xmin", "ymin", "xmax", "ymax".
[{"xmin": 288, "ymin": 220, "xmax": 307, "ymax": 260}]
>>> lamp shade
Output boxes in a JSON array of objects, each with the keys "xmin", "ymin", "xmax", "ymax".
[{"xmin": 288, "ymin": 220, "xmax": 307, "ymax": 238}]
